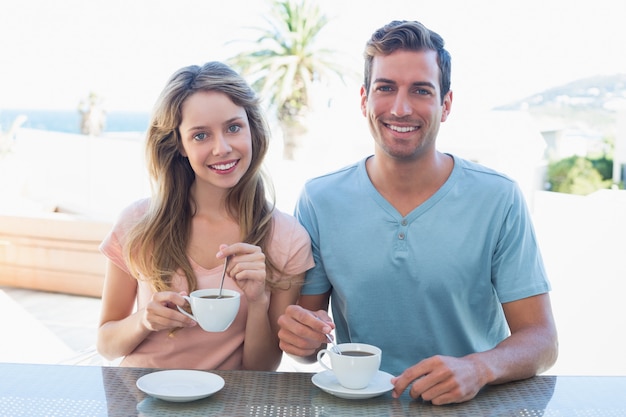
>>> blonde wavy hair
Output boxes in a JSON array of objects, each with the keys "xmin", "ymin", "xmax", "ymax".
[{"xmin": 123, "ymin": 62, "xmax": 279, "ymax": 293}]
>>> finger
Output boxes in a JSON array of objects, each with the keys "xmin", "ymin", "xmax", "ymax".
[
  {"xmin": 278, "ymin": 330, "xmax": 316, "ymax": 355},
  {"xmin": 282, "ymin": 306, "xmax": 330, "ymax": 343},
  {"xmin": 312, "ymin": 310, "xmax": 333, "ymax": 328},
  {"xmin": 143, "ymin": 310, "xmax": 190, "ymax": 332},
  {"xmin": 418, "ymin": 378, "xmax": 458, "ymax": 405},
  {"xmin": 167, "ymin": 293, "xmax": 190, "ymax": 308},
  {"xmin": 153, "ymin": 292, "xmax": 196, "ymax": 324},
  {"xmin": 300, "ymin": 311, "xmax": 334, "ymax": 344},
  {"xmin": 391, "ymin": 364, "xmax": 429, "ymax": 399},
  {"xmin": 215, "ymin": 243, "xmax": 231, "ymax": 259},
  {"xmin": 145, "ymin": 300, "xmax": 196, "ymax": 329},
  {"xmin": 229, "ymin": 260, "xmax": 266, "ymax": 277},
  {"xmin": 217, "ymin": 242, "xmax": 262, "ymax": 259},
  {"xmin": 401, "ymin": 367, "xmax": 458, "ymax": 403},
  {"xmin": 391, "ymin": 376, "xmax": 412, "ymax": 399},
  {"xmin": 230, "ymin": 268, "xmax": 266, "ymax": 291},
  {"xmin": 278, "ymin": 314, "xmax": 322, "ymax": 355},
  {"xmin": 152, "ymin": 291, "xmax": 185, "ymax": 306},
  {"xmin": 289, "ymin": 306, "xmax": 332, "ymax": 333}
]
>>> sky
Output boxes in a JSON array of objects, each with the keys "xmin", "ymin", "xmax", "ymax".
[{"xmin": 1, "ymin": 0, "xmax": 625, "ymax": 114}]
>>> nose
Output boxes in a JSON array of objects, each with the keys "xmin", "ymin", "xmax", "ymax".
[
  {"xmin": 212, "ymin": 133, "xmax": 232, "ymax": 156},
  {"xmin": 390, "ymin": 91, "xmax": 412, "ymax": 117}
]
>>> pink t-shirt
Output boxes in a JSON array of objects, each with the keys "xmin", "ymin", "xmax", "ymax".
[{"xmin": 99, "ymin": 198, "xmax": 314, "ymax": 370}]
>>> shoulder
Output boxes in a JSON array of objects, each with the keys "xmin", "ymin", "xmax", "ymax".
[
  {"xmin": 453, "ymin": 155, "xmax": 515, "ymax": 185},
  {"xmin": 117, "ymin": 198, "xmax": 150, "ymax": 221},
  {"xmin": 271, "ymin": 209, "xmax": 309, "ymax": 241},
  {"xmin": 449, "ymin": 155, "xmax": 529, "ymax": 216},
  {"xmin": 268, "ymin": 209, "xmax": 314, "ymax": 273},
  {"xmin": 100, "ymin": 198, "xmax": 151, "ymax": 265},
  {"xmin": 118, "ymin": 198, "xmax": 151, "ymax": 218},
  {"xmin": 451, "ymin": 155, "xmax": 520, "ymax": 196},
  {"xmin": 111, "ymin": 198, "xmax": 151, "ymax": 235}
]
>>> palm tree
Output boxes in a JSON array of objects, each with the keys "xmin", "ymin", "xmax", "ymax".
[
  {"xmin": 226, "ymin": 0, "xmax": 355, "ymax": 160},
  {"xmin": 78, "ymin": 91, "xmax": 106, "ymax": 136},
  {"xmin": 0, "ymin": 114, "xmax": 26, "ymax": 159}
]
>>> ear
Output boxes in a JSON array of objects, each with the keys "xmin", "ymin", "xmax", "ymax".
[
  {"xmin": 440, "ymin": 90, "xmax": 453, "ymax": 122},
  {"xmin": 360, "ymin": 85, "xmax": 368, "ymax": 117}
]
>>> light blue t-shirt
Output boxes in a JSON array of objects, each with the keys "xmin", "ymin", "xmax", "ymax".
[{"xmin": 296, "ymin": 155, "xmax": 550, "ymax": 377}]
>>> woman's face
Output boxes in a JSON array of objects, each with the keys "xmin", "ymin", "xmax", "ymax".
[{"xmin": 178, "ymin": 90, "xmax": 253, "ymax": 194}]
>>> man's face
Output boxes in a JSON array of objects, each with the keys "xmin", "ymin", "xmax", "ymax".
[{"xmin": 361, "ymin": 49, "xmax": 452, "ymax": 161}]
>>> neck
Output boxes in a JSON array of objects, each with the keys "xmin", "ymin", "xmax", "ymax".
[
  {"xmin": 366, "ymin": 151, "xmax": 453, "ymax": 216},
  {"xmin": 189, "ymin": 181, "xmax": 231, "ymax": 220}
]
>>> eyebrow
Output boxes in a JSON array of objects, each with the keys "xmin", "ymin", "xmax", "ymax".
[
  {"xmin": 184, "ymin": 116, "xmax": 244, "ymax": 133},
  {"xmin": 373, "ymin": 78, "xmax": 436, "ymax": 89}
]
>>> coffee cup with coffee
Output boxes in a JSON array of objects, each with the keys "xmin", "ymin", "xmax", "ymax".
[
  {"xmin": 316, "ymin": 342, "xmax": 382, "ymax": 389},
  {"xmin": 176, "ymin": 288, "xmax": 240, "ymax": 332}
]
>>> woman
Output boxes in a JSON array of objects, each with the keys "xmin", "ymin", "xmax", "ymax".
[{"xmin": 97, "ymin": 62, "xmax": 314, "ymax": 371}]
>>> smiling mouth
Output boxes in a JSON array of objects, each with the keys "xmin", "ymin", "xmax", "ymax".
[
  {"xmin": 385, "ymin": 123, "xmax": 419, "ymax": 133},
  {"xmin": 209, "ymin": 160, "xmax": 238, "ymax": 172}
]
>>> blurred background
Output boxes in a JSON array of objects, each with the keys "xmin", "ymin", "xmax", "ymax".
[{"xmin": 0, "ymin": 0, "xmax": 624, "ymax": 375}]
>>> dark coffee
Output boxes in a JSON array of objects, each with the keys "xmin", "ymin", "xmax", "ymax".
[
  {"xmin": 340, "ymin": 350, "xmax": 374, "ymax": 357},
  {"xmin": 200, "ymin": 295, "xmax": 234, "ymax": 299}
]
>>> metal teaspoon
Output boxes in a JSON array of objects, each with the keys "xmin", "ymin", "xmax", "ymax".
[
  {"xmin": 315, "ymin": 314, "xmax": 341, "ymax": 355},
  {"xmin": 217, "ymin": 256, "xmax": 230, "ymax": 299}
]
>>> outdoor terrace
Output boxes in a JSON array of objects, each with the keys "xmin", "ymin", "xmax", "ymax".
[{"xmin": 1, "ymin": 111, "xmax": 625, "ymax": 375}]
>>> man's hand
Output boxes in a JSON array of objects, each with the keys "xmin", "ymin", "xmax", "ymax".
[
  {"xmin": 391, "ymin": 355, "xmax": 489, "ymax": 405},
  {"xmin": 277, "ymin": 305, "xmax": 334, "ymax": 359}
]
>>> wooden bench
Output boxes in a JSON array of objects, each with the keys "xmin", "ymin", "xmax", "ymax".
[{"xmin": 0, "ymin": 212, "xmax": 111, "ymax": 297}]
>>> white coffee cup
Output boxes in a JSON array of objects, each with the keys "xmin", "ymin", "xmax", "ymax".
[
  {"xmin": 176, "ymin": 289, "xmax": 240, "ymax": 332},
  {"xmin": 317, "ymin": 342, "xmax": 382, "ymax": 389}
]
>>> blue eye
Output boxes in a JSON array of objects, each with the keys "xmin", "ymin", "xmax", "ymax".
[
  {"xmin": 193, "ymin": 132, "xmax": 208, "ymax": 141},
  {"xmin": 228, "ymin": 124, "xmax": 241, "ymax": 134}
]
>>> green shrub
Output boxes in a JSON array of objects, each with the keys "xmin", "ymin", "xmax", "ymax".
[
  {"xmin": 547, "ymin": 156, "xmax": 613, "ymax": 195},
  {"xmin": 590, "ymin": 156, "xmax": 613, "ymax": 180}
]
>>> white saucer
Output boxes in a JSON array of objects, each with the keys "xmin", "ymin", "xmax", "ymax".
[
  {"xmin": 136, "ymin": 370, "xmax": 225, "ymax": 402},
  {"xmin": 311, "ymin": 370, "xmax": 394, "ymax": 400}
]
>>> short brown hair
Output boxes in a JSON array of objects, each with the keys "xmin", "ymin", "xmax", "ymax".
[{"xmin": 363, "ymin": 20, "xmax": 451, "ymax": 104}]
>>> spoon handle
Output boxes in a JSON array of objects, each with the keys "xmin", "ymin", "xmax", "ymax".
[
  {"xmin": 325, "ymin": 333, "xmax": 342, "ymax": 355},
  {"xmin": 314, "ymin": 314, "xmax": 341, "ymax": 355},
  {"xmin": 217, "ymin": 256, "xmax": 230, "ymax": 298}
]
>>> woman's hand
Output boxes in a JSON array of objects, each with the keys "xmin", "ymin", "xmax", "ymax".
[
  {"xmin": 141, "ymin": 291, "xmax": 197, "ymax": 332},
  {"xmin": 217, "ymin": 243, "xmax": 269, "ymax": 305}
]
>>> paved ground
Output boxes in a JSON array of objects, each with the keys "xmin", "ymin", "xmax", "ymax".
[{"xmin": 1, "ymin": 190, "xmax": 625, "ymax": 375}]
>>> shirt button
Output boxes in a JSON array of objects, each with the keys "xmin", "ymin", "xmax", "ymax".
[
  {"xmin": 398, "ymin": 233, "xmax": 405, "ymax": 240},
  {"xmin": 401, "ymin": 220, "xmax": 408, "ymax": 226}
]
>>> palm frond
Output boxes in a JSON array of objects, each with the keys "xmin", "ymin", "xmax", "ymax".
[
  {"xmin": 224, "ymin": 0, "xmax": 359, "ymax": 158},
  {"xmin": 226, "ymin": 0, "xmax": 354, "ymax": 115}
]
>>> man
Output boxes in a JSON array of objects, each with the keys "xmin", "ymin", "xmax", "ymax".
[{"xmin": 277, "ymin": 20, "xmax": 558, "ymax": 405}]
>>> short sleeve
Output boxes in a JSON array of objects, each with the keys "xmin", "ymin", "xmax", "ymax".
[
  {"xmin": 268, "ymin": 210, "xmax": 314, "ymax": 279},
  {"xmin": 491, "ymin": 185, "xmax": 551, "ymax": 303},
  {"xmin": 99, "ymin": 199, "xmax": 150, "ymax": 274},
  {"xmin": 294, "ymin": 184, "xmax": 332, "ymax": 295}
]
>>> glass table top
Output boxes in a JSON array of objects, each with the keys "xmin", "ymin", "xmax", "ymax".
[{"xmin": 1, "ymin": 362, "xmax": 625, "ymax": 416}]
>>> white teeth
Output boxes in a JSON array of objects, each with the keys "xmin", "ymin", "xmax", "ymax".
[
  {"xmin": 388, "ymin": 124, "xmax": 417, "ymax": 133},
  {"xmin": 210, "ymin": 161, "xmax": 236, "ymax": 170}
]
